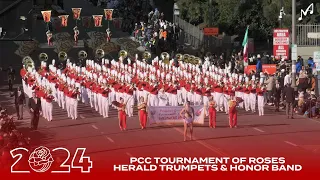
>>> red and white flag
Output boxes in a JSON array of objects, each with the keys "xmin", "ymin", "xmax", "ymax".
[{"xmin": 41, "ymin": 10, "xmax": 52, "ymax": 23}]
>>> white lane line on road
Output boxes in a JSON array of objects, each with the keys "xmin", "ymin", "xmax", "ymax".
[
  {"xmin": 80, "ymin": 115, "xmax": 85, "ymax": 119},
  {"xmin": 173, "ymin": 127, "xmax": 229, "ymax": 156},
  {"xmin": 284, "ymin": 141, "xmax": 298, "ymax": 147},
  {"xmin": 253, "ymin": 128, "xmax": 265, "ymax": 133},
  {"xmin": 91, "ymin": 125, "xmax": 99, "ymax": 130},
  {"xmin": 126, "ymin": 152, "xmax": 133, "ymax": 157},
  {"xmin": 105, "ymin": 136, "xmax": 115, "ymax": 143}
]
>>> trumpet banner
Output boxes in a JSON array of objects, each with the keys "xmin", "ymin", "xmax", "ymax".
[
  {"xmin": 72, "ymin": 8, "xmax": 82, "ymax": 20},
  {"xmin": 104, "ymin": 9, "xmax": 113, "ymax": 20},
  {"xmin": 92, "ymin": 15, "xmax": 103, "ymax": 27},
  {"xmin": 41, "ymin": 10, "xmax": 52, "ymax": 23},
  {"xmin": 58, "ymin": 15, "xmax": 69, "ymax": 27}
]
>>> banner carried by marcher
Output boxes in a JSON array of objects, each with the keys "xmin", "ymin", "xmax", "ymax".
[
  {"xmin": 41, "ymin": 10, "xmax": 52, "ymax": 23},
  {"xmin": 147, "ymin": 106, "xmax": 205, "ymax": 125},
  {"xmin": 72, "ymin": 8, "xmax": 82, "ymax": 20},
  {"xmin": 58, "ymin": 15, "xmax": 69, "ymax": 27},
  {"xmin": 92, "ymin": 15, "xmax": 103, "ymax": 27},
  {"xmin": 104, "ymin": 9, "xmax": 114, "ymax": 20}
]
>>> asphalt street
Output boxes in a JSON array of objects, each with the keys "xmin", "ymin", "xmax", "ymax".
[{"xmin": 1, "ymin": 84, "xmax": 320, "ymax": 171}]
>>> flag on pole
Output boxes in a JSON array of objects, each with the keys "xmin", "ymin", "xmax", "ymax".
[{"xmin": 242, "ymin": 26, "xmax": 249, "ymax": 62}]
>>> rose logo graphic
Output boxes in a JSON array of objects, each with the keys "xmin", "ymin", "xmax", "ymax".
[{"xmin": 28, "ymin": 146, "xmax": 54, "ymax": 173}]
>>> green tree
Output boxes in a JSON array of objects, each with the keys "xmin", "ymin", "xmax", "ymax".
[{"xmin": 175, "ymin": 0, "xmax": 320, "ymax": 40}]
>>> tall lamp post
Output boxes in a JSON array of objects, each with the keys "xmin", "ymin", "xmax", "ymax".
[
  {"xmin": 208, "ymin": 0, "xmax": 213, "ymax": 53},
  {"xmin": 291, "ymin": 0, "xmax": 297, "ymax": 89}
]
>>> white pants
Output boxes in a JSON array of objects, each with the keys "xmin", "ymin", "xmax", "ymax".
[
  {"xmin": 180, "ymin": 88, "xmax": 186, "ymax": 104},
  {"xmin": 58, "ymin": 90, "xmax": 65, "ymax": 109},
  {"xmin": 41, "ymin": 98, "xmax": 46, "ymax": 119},
  {"xmin": 244, "ymin": 93, "xmax": 250, "ymax": 111},
  {"xmin": 203, "ymin": 96, "xmax": 210, "ymax": 116},
  {"xmin": 137, "ymin": 90, "xmax": 144, "ymax": 103},
  {"xmin": 126, "ymin": 94, "xmax": 134, "ymax": 117},
  {"xmin": 257, "ymin": 95, "xmax": 264, "ymax": 116},
  {"xmin": 177, "ymin": 89, "xmax": 182, "ymax": 105},
  {"xmin": 69, "ymin": 98, "xmax": 78, "ymax": 119},
  {"xmin": 81, "ymin": 87, "xmax": 88, "ymax": 104},
  {"xmin": 88, "ymin": 89, "xmax": 94, "ymax": 108},
  {"xmin": 149, "ymin": 94, "xmax": 159, "ymax": 106},
  {"xmin": 187, "ymin": 92, "xmax": 194, "ymax": 103},
  {"xmin": 66, "ymin": 96, "xmax": 71, "ymax": 117},
  {"xmin": 46, "ymin": 102, "xmax": 53, "ymax": 121},
  {"xmin": 94, "ymin": 93, "xmax": 99, "ymax": 111},
  {"xmin": 171, "ymin": 94, "xmax": 178, "ymax": 106},
  {"xmin": 102, "ymin": 96, "xmax": 109, "ymax": 118},
  {"xmin": 158, "ymin": 94, "xmax": 168, "ymax": 106},
  {"xmin": 224, "ymin": 94, "xmax": 230, "ymax": 113},
  {"xmin": 250, "ymin": 93, "xmax": 257, "ymax": 112},
  {"xmin": 194, "ymin": 94, "xmax": 202, "ymax": 105},
  {"xmin": 214, "ymin": 92, "xmax": 223, "ymax": 111},
  {"xmin": 238, "ymin": 92, "xmax": 244, "ymax": 109},
  {"xmin": 110, "ymin": 88, "xmax": 115, "ymax": 104},
  {"xmin": 98, "ymin": 93, "xmax": 103, "ymax": 115}
]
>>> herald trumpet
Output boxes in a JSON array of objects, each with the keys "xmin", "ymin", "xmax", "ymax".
[
  {"xmin": 161, "ymin": 52, "xmax": 170, "ymax": 64},
  {"xmin": 176, "ymin": 53, "xmax": 183, "ymax": 61},
  {"xmin": 119, "ymin": 50, "xmax": 128, "ymax": 58},
  {"xmin": 161, "ymin": 52, "xmax": 170, "ymax": 60},
  {"xmin": 39, "ymin": 53, "xmax": 48, "ymax": 62},
  {"xmin": 78, "ymin": 50, "xmax": 88, "ymax": 60},
  {"xmin": 143, "ymin": 51, "xmax": 152, "ymax": 60},
  {"xmin": 194, "ymin": 57, "xmax": 201, "ymax": 65},
  {"xmin": 95, "ymin": 49, "xmax": 105, "ymax": 59},
  {"xmin": 58, "ymin": 51, "xmax": 68, "ymax": 61},
  {"xmin": 189, "ymin": 55, "xmax": 195, "ymax": 64},
  {"xmin": 183, "ymin": 54, "xmax": 190, "ymax": 63}
]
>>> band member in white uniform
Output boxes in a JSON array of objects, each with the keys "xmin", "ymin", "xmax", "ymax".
[
  {"xmin": 46, "ymin": 30, "xmax": 53, "ymax": 46},
  {"xmin": 73, "ymin": 26, "xmax": 79, "ymax": 45},
  {"xmin": 158, "ymin": 88, "xmax": 168, "ymax": 106},
  {"xmin": 106, "ymin": 28, "xmax": 112, "ymax": 42}
]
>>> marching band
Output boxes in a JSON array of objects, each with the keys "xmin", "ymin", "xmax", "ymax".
[{"xmin": 20, "ymin": 52, "xmax": 269, "ymax": 130}]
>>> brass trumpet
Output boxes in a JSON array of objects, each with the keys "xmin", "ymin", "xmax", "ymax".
[
  {"xmin": 119, "ymin": 50, "xmax": 128, "ymax": 58},
  {"xmin": 189, "ymin": 55, "xmax": 196, "ymax": 64},
  {"xmin": 22, "ymin": 56, "xmax": 35, "ymax": 69},
  {"xmin": 39, "ymin": 53, "xmax": 48, "ymax": 62},
  {"xmin": 78, "ymin": 50, "xmax": 88, "ymax": 60},
  {"xmin": 183, "ymin": 54, "xmax": 190, "ymax": 63},
  {"xmin": 176, "ymin": 53, "xmax": 183, "ymax": 61},
  {"xmin": 58, "ymin": 51, "xmax": 68, "ymax": 61},
  {"xmin": 143, "ymin": 51, "xmax": 152, "ymax": 60},
  {"xmin": 95, "ymin": 49, "xmax": 105, "ymax": 59},
  {"xmin": 194, "ymin": 57, "xmax": 201, "ymax": 65}
]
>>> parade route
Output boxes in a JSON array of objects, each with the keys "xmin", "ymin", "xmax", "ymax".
[{"xmin": 1, "ymin": 84, "xmax": 320, "ymax": 168}]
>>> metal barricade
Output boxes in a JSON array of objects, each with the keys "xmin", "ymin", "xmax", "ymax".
[{"xmin": 297, "ymin": 24, "xmax": 320, "ymax": 47}]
